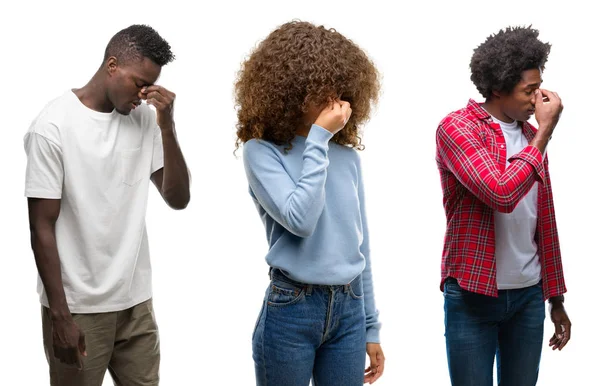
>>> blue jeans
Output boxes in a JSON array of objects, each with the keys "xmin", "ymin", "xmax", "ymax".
[
  {"xmin": 444, "ymin": 278, "xmax": 545, "ymax": 386},
  {"xmin": 252, "ymin": 268, "xmax": 367, "ymax": 386}
]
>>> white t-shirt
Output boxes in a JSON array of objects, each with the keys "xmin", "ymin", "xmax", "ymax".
[
  {"xmin": 24, "ymin": 90, "xmax": 164, "ymax": 313},
  {"xmin": 492, "ymin": 117, "xmax": 542, "ymax": 289}
]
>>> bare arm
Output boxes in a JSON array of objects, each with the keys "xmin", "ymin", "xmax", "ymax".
[
  {"xmin": 143, "ymin": 85, "xmax": 190, "ymax": 210},
  {"xmin": 28, "ymin": 198, "xmax": 85, "ymax": 367},
  {"xmin": 28, "ymin": 198, "xmax": 69, "ymax": 318},
  {"xmin": 150, "ymin": 126, "xmax": 190, "ymax": 210}
]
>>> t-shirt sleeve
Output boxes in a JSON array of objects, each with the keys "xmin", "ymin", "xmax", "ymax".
[
  {"xmin": 151, "ymin": 124, "xmax": 164, "ymax": 174},
  {"xmin": 24, "ymin": 131, "xmax": 64, "ymax": 199}
]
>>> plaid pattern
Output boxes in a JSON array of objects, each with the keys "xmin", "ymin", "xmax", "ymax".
[{"xmin": 435, "ymin": 99, "xmax": 566, "ymax": 300}]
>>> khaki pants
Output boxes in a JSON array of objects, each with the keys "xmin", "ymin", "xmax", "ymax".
[{"xmin": 42, "ymin": 299, "xmax": 160, "ymax": 386}]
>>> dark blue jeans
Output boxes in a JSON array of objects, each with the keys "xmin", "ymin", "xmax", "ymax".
[
  {"xmin": 252, "ymin": 269, "xmax": 366, "ymax": 386},
  {"xmin": 444, "ymin": 278, "xmax": 545, "ymax": 386}
]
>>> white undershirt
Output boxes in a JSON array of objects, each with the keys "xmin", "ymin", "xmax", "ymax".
[{"xmin": 491, "ymin": 116, "xmax": 542, "ymax": 289}]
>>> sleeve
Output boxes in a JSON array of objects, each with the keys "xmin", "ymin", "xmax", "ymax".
[
  {"xmin": 436, "ymin": 118, "xmax": 545, "ymax": 213},
  {"xmin": 24, "ymin": 131, "xmax": 64, "ymax": 199},
  {"xmin": 538, "ymin": 156, "xmax": 567, "ymax": 300},
  {"xmin": 357, "ymin": 154, "xmax": 381, "ymax": 343},
  {"xmin": 151, "ymin": 124, "xmax": 164, "ymax": 174},
  {"xmin": 242, "ymin": 124, "xmax": 333, "ymax": 238}
]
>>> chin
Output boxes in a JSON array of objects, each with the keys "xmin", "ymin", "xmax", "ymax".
[{"xmin": 116, "ymin": 107, "xmax": 132, "ymax": 116}]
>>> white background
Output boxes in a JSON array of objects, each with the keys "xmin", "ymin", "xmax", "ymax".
[{"xmin": 1, "ymin": 0, "xmax": 598, "ymax": 384}]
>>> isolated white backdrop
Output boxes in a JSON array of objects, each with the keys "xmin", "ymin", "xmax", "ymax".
[{"xmin": 1, "ymin": 0, "xmax": 597, "ymax": 384}]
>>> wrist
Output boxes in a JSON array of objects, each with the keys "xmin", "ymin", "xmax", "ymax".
[
  {"xmin": 535, "ymin": 125, "xmax": 553, "ymax": 140},
  {"xmin": 549, "ymin": 295, "xmax": 565, "ymax": 307},
  {"xmin": 49, "ymin": 307, "xmax": 72, "ymax": 322},
  {"xmin": 159, "ymin": 121, "xmax": 175, "ymax": 133}
]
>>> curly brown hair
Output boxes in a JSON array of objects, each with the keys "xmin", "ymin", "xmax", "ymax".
[{"xmin": 234, "ymin": 20, "xmax": 380, "ymax": 151}]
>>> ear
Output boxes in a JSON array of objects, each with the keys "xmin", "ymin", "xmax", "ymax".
[
  {"xmin": 491, "ymin": 89, "xmax": 503, "ymax": 99},
  {"xmin": 106, "ymin": 56, "xmax": 118, "ymax": 76}
]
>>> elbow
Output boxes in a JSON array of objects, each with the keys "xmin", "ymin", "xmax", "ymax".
[
  {"xmin": 490, "ymin": 193, "xmax": 520, "ymax": 213},
  {"xmin": 291, "ymin": 227, "xmax": 315, "ymax": 238},
  {"xmin": 495, "ymin": 201, "xmax": 518, "ymax": 214},
  {"xmin": 163, "ymin": 189, "xmax": 190, "ymax": 210},
  {"xmin": 167, "ymin": 197, "xmax": 190, "ymax": 210},
  {"xmin": 28, "ymin": 227, "xmax": 38, "ymax": 249},
  {"xmin": 287, "ymin": 219, "xmax": 317, "ymax": 238},
  {"xmin": 28, "ymin": 223, "xmax": 51, "ymax": 251}
]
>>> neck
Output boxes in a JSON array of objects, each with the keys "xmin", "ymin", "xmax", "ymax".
[
  {"xmin": 73, "ymin": 71, "xmax": 114, "ymax": 113},
  {"xmin": 482, "ymin": 100, "xmax": 513, "ymax": 123},
  {"xmin": 296, "ymin": 124, "xmax": 310, "ymax": 137}
]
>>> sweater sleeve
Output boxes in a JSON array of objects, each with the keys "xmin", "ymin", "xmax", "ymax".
[
  {"xmin": 356, "ymin": 154, "xmax": 381, "ymax": 343},
  {"xmin": 243, "ymin": 125, "xmax": 333, "ymax": 237}
]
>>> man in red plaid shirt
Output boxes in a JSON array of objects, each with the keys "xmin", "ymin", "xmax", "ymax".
[{"xmin": 436, "ymin": 26, "xmax": 571, "ymax": 386}]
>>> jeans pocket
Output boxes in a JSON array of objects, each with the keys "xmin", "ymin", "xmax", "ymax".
[
  {"xmin": 444, "ymin": 279, "xmax": 465, "ymax": 299},
  {"xmin": 120, "ymin": 148, "xmax": 144, "ymax": 186},
  {"xmin": 348, "ymin": 275, "xmax": 364, "ymax": 300},
  {"xmin": 252, "ymin": 301, "xmax": 266, "ymax": 341},
  {"xmin": 267, "ymin": 279, "xmax": 304, "ymax": 307}
]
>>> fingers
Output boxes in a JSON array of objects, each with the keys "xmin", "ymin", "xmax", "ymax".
[
  {"xmin": 549, "ymin": 321, "xmax": 572, "ymax": 351},
  {"xmin": 554, "ymin": 320, "xmax": 563, "ymax": 340},
  {"xmin": 76, "ymin": 350, "xmax": 85, "ymax": 370},
  {"xmin": 79, "ymin": 332, "xmax": 87, "ymax": 357},
  {"xmin": 364, "ymin": 347, "xmax": 385, "ymax": 384},
  {"xmin": 558, "ymin": 320, "xmax": 572, "ymax": 350},
  {"xmin": 340, "ymin": 100, "xmax": 352, "ymax": 125},
  {"xmin": 53, "ymin": 345, "xmax": 80, "ymax": 367},
  {"xmin": 145, "ymin": 91, "xmax": 168, "ymax": 107},
  {"xmin": 534, "ymin": 89, "xmax": 544, "ymax": 106},
  {"xmin": 537, "ymin": 89, "xmax": 561, "ymax": 104},
  {"xmin": 549, "ymin": 333, "xmax": 560, "ymax": 350},
  {"xmin": 372, "ymin": 350, "xmax": 385, "ymax": 383},
  {"xmin": 139, "ymin": 86, "xmax": 176, "ymax": 108},
  {"xmin": 550, "ymin": 321, "xmax": 563, "ymax": 351}
]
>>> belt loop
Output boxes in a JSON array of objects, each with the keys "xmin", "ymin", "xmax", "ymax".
[
  {"xmin": 306, "ymin": 285, "xmax": 313, "ymax": 296},
  {"xmin": 344, "ymin": 284, "xmax": 350, "ymax": 293}
]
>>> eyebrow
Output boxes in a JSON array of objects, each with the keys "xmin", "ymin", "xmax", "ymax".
[
  {"xmin": 525, "ymin": 80, "xmax": 543, "ymax": 88},
  {"xmin": 135, "ymin": 77, "xmax": 152, "ymax": 85}
]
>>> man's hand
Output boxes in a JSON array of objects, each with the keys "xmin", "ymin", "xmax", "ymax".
[
  {"xmin": 52, "ymin": 317, "xmax": 86, "ymax": 369},
  {"xmin": 549, "ymin": 301, "xmax": 571, "ymax": 351},
  {"xmin": 534, "ymin": 88, "xmax": 563, "ymax": 137},
  {"xmin": 140, "ymin": 85, "xmax": 176, "ymax": 131},
  {"xmin": 364, "ymin": 343, "xmax": 385, "ymax": 384}
]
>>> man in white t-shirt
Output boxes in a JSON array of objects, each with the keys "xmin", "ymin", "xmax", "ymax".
[{"xmin": 24, "ymin": 24, "xmax": 190, "ymax": 385}]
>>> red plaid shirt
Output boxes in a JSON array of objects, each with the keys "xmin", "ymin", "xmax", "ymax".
[{"xmin": 436, "ymin": 99, "xmax": 566, "ymax": 300}]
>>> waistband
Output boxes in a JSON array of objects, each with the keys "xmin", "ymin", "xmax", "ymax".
[{"xmin": 269, "ymin": 267, "xmax": 360, "ymax": 294}]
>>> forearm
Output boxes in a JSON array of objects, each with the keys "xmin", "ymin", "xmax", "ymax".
[
  {"xmin": 160, "ymin": 126, "xmax": 190, "ymax": 209},
  {"xmin": 438, "ymin": 128, "xmax": 544, "ymax": 213},
  {"xmin": 530, "ymin": 127, "xmax": 552, "ymax": 154},
  {"xmin": 30, "ymin": 227, "xmax": 70, "ymax": 320},
  {"xmin": 244, "ymin": 125, "xmax": 331, "ymax": 237}
]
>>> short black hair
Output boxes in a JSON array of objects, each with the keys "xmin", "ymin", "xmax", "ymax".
[
  {"xmin": 104, "ymin": 24, "xmax": 175, "ymax": 66},
  {"xmin": 470, "ymin": 26, "xmax": 551, "ymax": 99}
]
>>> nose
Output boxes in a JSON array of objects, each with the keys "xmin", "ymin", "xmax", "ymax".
[{"xmin": 530, "ymin": 89, "xmax": 539, "ymax": 104}]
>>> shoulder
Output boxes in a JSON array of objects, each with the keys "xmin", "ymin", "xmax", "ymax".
[
  {"xmin": 438, "ymin": 107, "xmax": 481, "ymax": 133},
  {"xmin": 242, "ymin": 138, "xmax": 285, "ymax": 166},
  {"xmin": 26, "ymin": 92, "xmax": 72, "ymax": 145},
  {"xmin": 243, "ymin": 138, "xmax": 282, "ymax": 156}
]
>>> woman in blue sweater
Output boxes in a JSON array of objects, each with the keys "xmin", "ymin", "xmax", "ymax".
[{"xmin": 235, "ymin": 20, "xmax": 384, "ymax": 386}]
